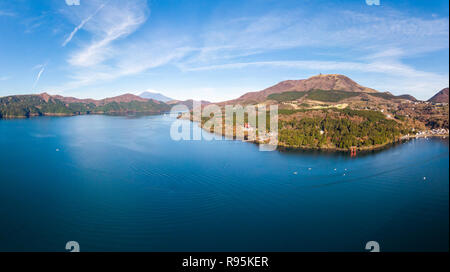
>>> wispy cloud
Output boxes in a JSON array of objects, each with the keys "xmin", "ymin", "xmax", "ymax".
[
  {"xmin": 65, "ymin": 0, "xmax": 149, "ymax": 67},
  {"xmin": 63, "ymin": 42, "xmax": 191, "ymax": 90},
  {"xmin": 32, "ymin": 63, "xmax": 47, "ymax": 91},
  {"xmin": 182, "ymin": 59, "xmax": 440, "ymax": 78},
  {"xmin": 58, "ymin": 0, "xmax": 195, "ymax": 90},
  {"xmin": 56, "ymin": 2, "xmax": 448, "ymax": 100},
  {"xmin": 181, "ymin": 9, "xmax": 449, "ymax": 66},
  {"xmin": 22, "ymin": 12, "xmax": 48, "ymax": 33},
  {"xmin": 173, "ymin": 8, "xmax": 448, "ymax": 100},
  {"xmin": 182, "ymin": 59, "xmax": 449, "ymax": 99},
  {"xmin": 363, "ymin": 48, "xmax": 405, "ymax": 60},
  {"xmin": 182, "ymin": 59, "xmax": 449, "ymax": 85},
  {"xmin": 0, "ymin": 10, "xmax": 15, "ymax": 17},
  {"xmin": 62, "ymin": 3, "xmax": 107, "ymax": 47}
]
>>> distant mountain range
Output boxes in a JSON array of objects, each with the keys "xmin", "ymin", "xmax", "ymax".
[
  {"xmin": 1, "ymin": 74, "xmax": 447, "ymax": 125},
  {"xmin": 138, "ymin": 91, "xmax": 211, "ymax": 109},
  {"xmin": 139, "ymin": 91, "xmax": 173, "ymax": 102},
  {"xmin": 428, "ymin": 88, "xmax": 449, "ymax": 103},
  {"xmin": 0, "ymin": 91, "xmax": 213, "ymax": 118},
  {"xmin": 0, "ymin": 93, "xmax": 170, "ymax": 118},
  {"xmin": 47, "ymin": 93, "xmax": 152, "ymax": 105}
]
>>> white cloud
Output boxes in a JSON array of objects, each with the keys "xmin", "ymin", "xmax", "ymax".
[
  {"xmin": 174, "ymin": 8, "xmax": 448, "ymax": 100},
  {"xmin": 0, "ymin": 76, "xmax": 10, "ymax": 81},
  {"xmin": 57, "ymin": 3, "xmax": 448, "ymax": 100},
  {"xmin": 62, "ymin": 0, "xmax": 149, "ymax": 67},
  {"xmin": 180, "ymin": 9, "xmax": 448, "ymax": 66},
  {"xmin": 183, "ymin": 60, "xmax": 444, "ymax": 79},
  {"xmin": 57, "ymin": 0, "xmax": 163, "ymax": 90},
  {"xmin": 62, "ymin": 3, "xmax": 106, "ymax": 47},
  {"xmin": 62, "ymin": 41, "xmax": 191, "ymax": 90}
]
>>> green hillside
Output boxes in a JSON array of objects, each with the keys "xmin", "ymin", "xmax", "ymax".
[
  {"xmin": 278, "ymin": 108, "xmax": 410, "ymax": 149},
  {"xmin": 305, "ymin": 89, "xmax": 360, "ymax": 102},
  {"xmin": 0, "ymin": 95, "xmax": 170, "ymax": 118},
  {"xmin": 268, "ymin": 91, "xmax": 307, "ymax": 102},
  {"xmin": 267, "ymin": 89, "xmax": 360, "ymax": 103},
  {"xmin": 266, "ymin": 89, "xmax": 417, "ymax": 103}
]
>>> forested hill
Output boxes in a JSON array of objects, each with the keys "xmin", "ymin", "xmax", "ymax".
[
  {"xmin": 188, "ymin": 74, "xmax": 448, "ymax": 151},
  {"xmin": 0, "ymin": 93, "xmax": 171, "ymax": 118}
]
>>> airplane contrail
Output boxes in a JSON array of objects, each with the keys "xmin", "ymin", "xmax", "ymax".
[
  {"xmin": 32, "ymin": 64, "xmax": 46, "ymax": 90},
  {"xmin": 62, "ymin": 3, "xmax": 107, "ymax": 47}
]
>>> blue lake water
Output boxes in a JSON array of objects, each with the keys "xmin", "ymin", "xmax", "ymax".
[{"xmin": 0, "ymin": 114, "xmax": 448, "ymax": 252}]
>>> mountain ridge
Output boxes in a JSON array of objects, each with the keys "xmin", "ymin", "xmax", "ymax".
[
  {"xmin": 222, "ymin": 74, "xmax": 380, "ymax": 104},
  {"xmin": 428, "ymin": 88, "xmax": 449, "ymax": 103},
  {"xmin": 46, "ymin": 93, "xmax": 160, "ymax": 105},
  {"xmin": 0, "ymin": 93, "xmax": 170, "ymax": 118}
]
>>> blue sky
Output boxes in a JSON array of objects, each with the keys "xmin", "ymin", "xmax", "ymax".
[{"xmin": 0, "ymin": 0, "xmax": 448, "ymax": 101}]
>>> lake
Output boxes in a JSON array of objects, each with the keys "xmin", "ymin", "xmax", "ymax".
[{"xmin": 0, "ymin": 114, "xmax": 448, "ymax": 251}]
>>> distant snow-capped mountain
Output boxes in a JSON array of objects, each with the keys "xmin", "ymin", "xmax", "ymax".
[{"xmin": 139, "ymin": 91, "xmax": 173, "ymax": 102}]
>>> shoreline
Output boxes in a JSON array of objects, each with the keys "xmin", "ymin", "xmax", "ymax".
[
  {"xmin": 181, "ymin": 115, "xmax": 449, "ymax": 153},
  {"xmin": 2, "ymin": 113, "xmax": 448, "ymax": 153},
  {"xmin": 0, "ymin": 110, "xmax": 167, "ymax": 120}
]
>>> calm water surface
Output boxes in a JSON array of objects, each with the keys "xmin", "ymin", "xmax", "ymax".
[{"xmin": 0, "ymin": 114, "xmax": 448, "ymax": 251}]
